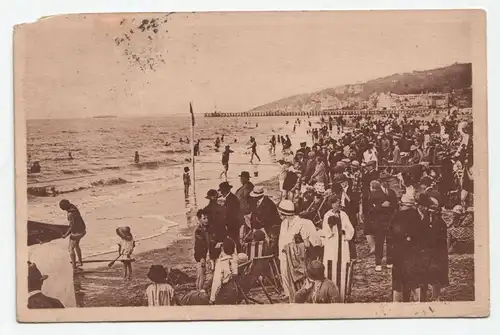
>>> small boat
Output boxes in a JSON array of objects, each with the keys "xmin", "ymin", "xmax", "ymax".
[{"xmin": 27, "ymin": 220, "xmax": 68, "ymax": 246}]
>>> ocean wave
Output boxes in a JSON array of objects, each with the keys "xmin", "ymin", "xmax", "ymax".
[
  {"xmin": 61, "ymin": 168, "xmax": 93, "ymax": 175},
  {"xmin": 160, "ymin": 148, "xmax": 191, "ymax": 154},
  {"xmin": 90, "ymin": 177, "xmax": 129, "ymax": 187}
]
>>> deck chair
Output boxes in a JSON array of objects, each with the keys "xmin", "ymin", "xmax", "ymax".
[{"xmin": 242, "ymin": 240, "xmax": 282, "ymax": 294}]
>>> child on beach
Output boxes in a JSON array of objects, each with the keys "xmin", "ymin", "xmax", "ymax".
[
  {"xmin": 116, "ymin": 226, "xmax": 135, "ymax": 279},
  {"xmin": 145, "ymin": 264, "xmax": 179, "ymax": 306},
  {"xmin": 183, "ymin": 167, "xmax": 191, "ymax": 198}
]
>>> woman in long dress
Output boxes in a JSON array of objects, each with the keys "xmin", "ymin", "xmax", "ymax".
[{"xmin": 320, "ymin": 194, "xmax": 354, "ymax": 302}]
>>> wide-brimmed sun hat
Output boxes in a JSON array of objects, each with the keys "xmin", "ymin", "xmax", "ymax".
[
  {"xmin": 313, "ymin": 182, "xmax": 326, "ymax": 195},
  {"xmin": 452, "ymin": 205, "xmax": 465, "ymax": 215},
  {"xmin": 250, "ymin": 186, "xmax": 265, "ymax": 198},
  {"xmin": 277, "ymin": 200, "xmax": 295, "ymax": 216},
  {"xmin": 116, "ymin": 226, "xmax": 133, "ymax": 241},
  {"xmin": 147, "ymin": 264, "xmax": 168, "ymax": 283},
  {"xmin": 307, "ymin": 260, "xmax": 326, "ymax": 281},
  {"xmin": 28, "ymin": 262, "xmax": 48, "ymax": 283},
  {"xmin": 206, "ymin": 189, "xmax": 219, "ymax": 200},
  {"xmin": 351, "ymin": 160, "xmax": 360, "ymax": 167}
]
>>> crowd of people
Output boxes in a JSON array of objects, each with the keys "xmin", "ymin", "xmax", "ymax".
[{"xmin": 28, "ymin": 109, "xmax": 475, "ymax": 308}]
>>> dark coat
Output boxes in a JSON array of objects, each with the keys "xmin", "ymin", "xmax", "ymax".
[
  {"xmin": 421, "ymin": 213, "xmax": 449, "ymax": 286},
  {"xmin": 28, "ymin": 292, "xmax": 65, "ymax": 309},
  {"xmin": 251, "ymin": 196, "xmax": 281, "ymax": 231},
  {"xmin": 203, "ymin": 201, "xmax": 227, "ymax": 244},
  {"xmin": 366, "ymin": 188, "xmax": 398, "ymax": 231},
  {"xmin": 235, "ymin": 181, "xmax": 255, "ymax": 215},
  {"xmin": 194, "ymin": 224, "xmax": 216, "ymax": 262},
  {"xmin": 222, "ymin": 193, "xmax": 243, "ymax": 234},
  {"xmin": 388, "ymin": 208, "xmax": 429, "ymax": 288}
]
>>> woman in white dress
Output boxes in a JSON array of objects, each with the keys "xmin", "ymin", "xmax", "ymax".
[{"xmin": 320, "ymin": 195, "xmax": 354, "ymax": 302}]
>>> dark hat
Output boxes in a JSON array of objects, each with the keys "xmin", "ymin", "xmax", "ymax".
[
  {"xmin": 28, "ymin": 262, "xmax": 48, "ymax": 283},
  {"xmin": 116, "ymin": 226, "xmax": 133, "ymax": 241},
  {"xmin": 206, "ymin": 189, "xmax": 219, "ymax": 200},
  {"xmin": 147, "ymin": 264, "xmax": 168, "ymax": 283},
  {"xmin": 307, "ymin": 260, "xmax": 326, "ymax": 281},
  {"xmin": 253, "ymin": 230, "xmax": 266, "ymax": 242},
  {"xmin": 218, "ymin": 181, "xmax": 233, "ymax": 191},
  {"xmin": 239, "ymin": 171, "xmax": 251, "ymax": 179},
  {"xmin": 300, "ymin": 142, "xmax": 307, "ymax": 147},
  {"xmin": 59, "ymin": 199, "xmax": 71, "ymax": 210},
  {"xmin": 333, "ymin": 165, "xmax": 345, "ymax": 174}
]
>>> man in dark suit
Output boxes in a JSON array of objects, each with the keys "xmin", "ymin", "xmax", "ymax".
[
  {"xmin": 235, "ymin": 171, "xmax": 255, "ymax": 238},
  {"xmin": 27, "ymin": 262, "xmax": 64, "ymax": 309},
  {"xmin": 218, "ymin": 181, "xmax": 243, "ymax": 251},
  {"xmin": 249, "ymin": 186, "xmax": 281, "ymax": 235},
  {"xmin": 203, "ymin": 189, "xmax": 227, "ymax": 261}
]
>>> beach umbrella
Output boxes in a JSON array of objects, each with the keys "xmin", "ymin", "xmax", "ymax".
[{"xmin": 27, "ymin": 220, "xmax": 68, "ymax": 246}]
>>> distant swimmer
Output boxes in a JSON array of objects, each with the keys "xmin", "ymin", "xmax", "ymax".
[
  {"xmin": 234, "ymin": 138, "xmax": 237, "ymax": 143},
  {"xmin": 164, "ymin": 141, "xmax": 171, "ymax": 147},
  {"xmin": 256, "ymin": 123, "xmax": 259, "ymax": 128},
  {"xmin": 180, "ymin": 138, "xmax": 184, "ymax": 143},
  {"xmin": 215, "ymin": 137, "xmax": 221, "ymax": 151},
  {"xmin": 68, "ymin": 152, "xmax": 73, "ymax": 160},
  {"xmin": 30, "ymin": 161, "xmax": 41, "ymax": 174},
  {"xmin": 221, "ymin": 134, "xmax": 224, "ymax": 142},
  {"xmin": 186, "ymin": 137, "xmax": 190, "ymax": 144},
  {"xmin": 220, "ymin": 145, "xmax": 234, "ymax": 180},
  {"xmin": 134, "ymin": 151, "xmax": 140, "ymax": 164}
]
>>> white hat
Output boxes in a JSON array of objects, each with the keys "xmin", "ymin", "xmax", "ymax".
[
  {"xmin": 277, "ymin": 200, "xmax": 295, "ymax": 216},
  {"xmin": 250, "ymin": 186, "xmax": 265, "ymax": 198},
  {"xmin": 313, "ymin": 183, "xmax": 326, "ymax": 195}
]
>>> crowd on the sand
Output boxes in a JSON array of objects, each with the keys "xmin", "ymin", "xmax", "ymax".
[{"xmin": 28, "ymin": 110, "xmax": 475, "ymax": 309}]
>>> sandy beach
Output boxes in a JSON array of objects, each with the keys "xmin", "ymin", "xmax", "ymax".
[{"xmin": 26, "ymin": 115, "xmax": 474, "ymax": 307}]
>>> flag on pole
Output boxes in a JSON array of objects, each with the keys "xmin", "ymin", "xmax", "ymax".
[{"xmin": 189, "ymin": 102, "xmax": 195, "ymax": 126}]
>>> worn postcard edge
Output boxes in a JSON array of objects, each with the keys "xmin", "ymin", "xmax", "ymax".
[{"xmin": 13, "ymin": 10, "xmax": 489, "ymax": 322}]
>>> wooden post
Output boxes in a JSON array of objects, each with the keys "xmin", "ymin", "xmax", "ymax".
[{"xmin": 190, "ymin": 102, "xmax": 196, "ymax": 195}]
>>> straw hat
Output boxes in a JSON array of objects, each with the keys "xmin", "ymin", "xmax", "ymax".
[
  {"xmin": 116, "ymin": 226, "xmax": 133, "ymax": 241},
  {"xmin": 351, "ymin": 160, "xmax": 360, "ymax": 167},
  {"xmin": 237, "ymin": 253, "xmax": 249, "ymax": 264},
  {"xmin": 452, "ymin": 205, "xmax": 465, "ymax": 215},
  {"xmin": 313, "ymin": 182, "xmax": 326, "ymax": 195},
  {"xmin": 250, "ymin": 186, "xmax": 265, "ymax": 198},
  {"xmin": 147, "ymin": 264, "xmax": 168, "ymax": 283},
  {"xmin": 277, "ymin": 200, "xmax": 295, "ymax": 216}
]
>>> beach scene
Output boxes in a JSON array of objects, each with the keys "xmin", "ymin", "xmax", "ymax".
[{"xmin": 16, "ymin": 11, "xmax": 484, "ymax": 320}]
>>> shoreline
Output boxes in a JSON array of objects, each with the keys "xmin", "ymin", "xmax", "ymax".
[{"xmin": 76, "ymin": 177, "xmax": 282, "ymax": 307}]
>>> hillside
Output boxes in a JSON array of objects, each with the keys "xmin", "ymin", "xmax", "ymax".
[{"xmin": 248, "ymin": 63, "xmax": 472, "ymax": 113}]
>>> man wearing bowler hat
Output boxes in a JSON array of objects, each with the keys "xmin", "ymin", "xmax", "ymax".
[
  {"xmin": 27, "ymin": 262, "xmax": 64, "ymax": 309},
  {"xmin": 203, "ymin": 189, "xmax": 227, "ymax": 261},
  {"xmin": 218, "ymin": 181, "xmax": 243, "ymax": 251},
  {"xmin": 235, "ymin": 171, "xmax": 255, "ymax": 238}
]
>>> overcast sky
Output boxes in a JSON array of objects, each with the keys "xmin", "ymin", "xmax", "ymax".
[{"xmin": 17, "ymin": 11, "xmax": 475, "ymax": 119}]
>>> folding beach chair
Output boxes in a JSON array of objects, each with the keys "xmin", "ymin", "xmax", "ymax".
[
  {"xmin": 234, "ymin": 257, "xmax": 277, "ymax": 304},
  {"xmin": 242, "ymin": 240, "xmax": 282, "ymax": 294}
]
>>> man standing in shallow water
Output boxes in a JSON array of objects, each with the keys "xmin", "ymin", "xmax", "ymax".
[{"xmin": 59, "ymin": 199, "xmax": 87, "ymax": 272}]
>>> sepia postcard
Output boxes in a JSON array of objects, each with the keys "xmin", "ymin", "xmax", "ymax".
[{"xmin": 14, "ymin": 10, "xmax": 489, "ymax": 322}]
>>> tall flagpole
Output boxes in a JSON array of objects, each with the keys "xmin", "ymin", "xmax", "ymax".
[{"xmin": 189, "ymin": 102, "xmax": 196, "ymax": 195}]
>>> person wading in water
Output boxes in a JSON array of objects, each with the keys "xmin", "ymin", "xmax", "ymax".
[{"xmin": 60, "ymin": 199, "xmax": 87, "ymax": 272}]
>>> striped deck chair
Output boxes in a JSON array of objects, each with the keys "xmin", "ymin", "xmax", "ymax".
[
  {"xmin": 234, "ymin": 257, "xmax": 277, "ymax": 304},
  {"xmin": 242, "ymin": 240, "xmax": 282, "ymax": 295}
]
